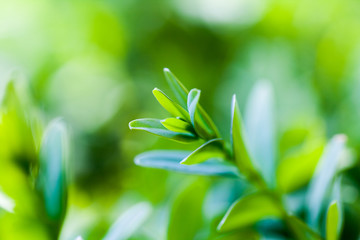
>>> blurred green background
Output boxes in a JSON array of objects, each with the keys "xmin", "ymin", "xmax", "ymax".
[{"xmin": 1, "ymin": 0, "xmax": 360, "ymax": 239}]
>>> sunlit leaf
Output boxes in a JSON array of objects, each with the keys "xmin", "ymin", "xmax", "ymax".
[
  {"xmin": 153, "ymin": 88, "xmax": 190, "ymax": 122},
  {"xmin": 0, "ymin": 188, "xmax": 15, "ymax": 213},
  {"xmin": 187, "ymin": 88, "xmax": 219, "ymax": 139},
  {"xmin": 326, "ymin": 201, "xmax": 340, "ymax": 240},
  {"xmin": 103, "ymin": 202, "xmax": 152, "ymax": 240},
  {"xmin": 180, "ymin": 138, "xmax": 226, "ymax": 165},
  {"xmin": 168, "ymin": 179, "xmax": 208, "ymax": 240},
  {"xmin": 38, "ymin": 118, "xmax": 68, "ymax": 222},
  {"xmin": 163, "ymin": 68, "xmax": 189, "ymax": 109},
  {"xmin": 230, "ymin": 95, "xmax": 260, "ymax": 182},
  {"xmin": 306, "ymin": 135, "xmax": 346, "ymax": 227},
  {"xmin": 135, "ymin": 150, "xmax": 240, "ymax": 177},
  {"xmin": 217, "ymin": 192, "xmax": 283, "ymax": 232},
  {"xmin": 160, "ymin": 117, "xmax": 194, "ymax": 134},
  {"xmin": 129, "ymin": 118, "xmax": 197, "ymax": 143},
  {"xmin": 245, "ymin": 81, "xmax": 276, "ymax": 187},
  {"xmin": 277, "ymin": 139, "xmax": 324, "ymax": 193}
]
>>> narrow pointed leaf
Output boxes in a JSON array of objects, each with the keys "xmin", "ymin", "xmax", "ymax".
[
  {"xmin": 231, "ymin": 95, "xmax": 260, "ymax": 181},
  {"xmin": 217, "ymin": 192, "xmax": 283, "ymax": 232},
  {"xmin": 103, "ymin": 202, "xmax": 152, "ymax": 240},
  {"xmin": 135, "ymin": 150, "xmax": 240, "ymax": 177},
  {"xmin": 180, "ymin": 139, "xmax": 226, "ymax": 165},
  {"xmin": 287, "ymin": 216, "xmax": 322, "ymax": 240},
  {"xmin": 326, "ymin": 201, "xmax": 340, "ymax": 240},
  {"xmin": 129, "ymin": 118, "xmax": 197, "ymax": 143},
  {"xmin": 245, "ymin": 81, "xmax": 276, "ymax": 186},
  {"xmin": 160, "ymin": 118, "xmax": 194, "ymax": 134},
  {"xmin": 187, "ymin": 89, "xmax": 218, "ymax": 139},
  {"xmin": 38, "ymin": 118, "xmax": 68, "ymax": 222},
  {"xmin": 153, "ymin": 88, "xmax": 190, "ymax": 121},
  {"xmin": 306, "ymin": 135, "xmax": 346, "ymax": 227},
  {"xmin": 163, "ymin": 68, "xmax": 189, "ymax": 108}
]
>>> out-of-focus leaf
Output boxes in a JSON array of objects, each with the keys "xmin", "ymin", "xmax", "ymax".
[
  {"xmin": 180, "ymin": 139, "xmax": 226, "ymax": 165},
  {"xmin": 163, "ymin": 68, "xmax": 189, "ymax": 109},
  {"xmin": 277, "ymin": 140, "xmax": 324, "ymax": 193},
  {"xmin": 0, "ymin": 188, "xmax": 15, "ymax": 213},
  {"xmin": 38, "ymin": 118, "xmax": 69, "ymax": 222},
  {"xmin": 160, "ymin": 117, "xmax": 194, "ymax": 134},
  {"xmin": 230, "ymin": 95, "xmax": 260, "ymax": 182},
  {"xmin": 217, "ymin": 192, "xmax": 283, "ymax": 232},
  {"xmin": 129, "ymin": 118, "xmax": 197, "ymax": 143},
  {"xmin": 103, "ymin": 202, "xmax": 152, "ymax": 240},
  {"xmin": 306, "ymin": 135, "xmax": 347, "ymax": 227},
  {"xmin": 152, "ymin": 88, "xmax": 190, "ymax": 122},
  {"xmin": 187, "ymin": 88, "xmax": 219, "ymax": 139},
  {"xmin": 326, "ymin": 201, "xmax": 340, "ymax": 240},
  {"xmin": 135, "ymin": 150, "xmax": 240, "ymax": 177},
  {"xmin": 168, "ymin": 179, "xmax": 209, "ymax": 240},
  {"xmin": 287, "ymin": 216, "xmax": 322, "ymax": 240},
  {"xmin": 245, "ymin": 81, "xmax": 276, "ymax": 187}
]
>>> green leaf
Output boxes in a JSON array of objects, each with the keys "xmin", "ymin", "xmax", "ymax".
[
  {"xmin": 103, "ymin": 202, "xmax": 152, "ymax": 240},
  {"xmin": 277, "ymin": 139, "xmax": 324, "ymax": 193},
  {"xmin": 168, "ymin": 179, "xmax": 209, "ymax": 240},
  {"xmin": 38, "ymin": 118, "xmax": 68, "ymax": 222},
  {"xmin": 129, "ymin": 118, "xmax": 197, "ymax": 143},
  {"xmin": 231, "ymin": 95, "xmax": 260, "ymax": 182},
  {"xmin": 163, "ymin": 68, "xmax": 189, "ymax": 109},
  {"xmin": 287, "ymin": 216, "xmax": 322, "ymax": 240},
  {"xmin": 152, "ymin": 88, "xmax": 190, "ymax": 122},
  {"xmin": 134, "ymin": 150, "xmax": 240, "ymax": 177},
  {"xmin": 306, "ymin": 135, "xmax": 347, "ymax": 228},
  {"xmin": 180, "ymin": 138, "xmax": 226, "ymax": 165},
  {"xmin": 160, "ymin": 117, "xmax": 194, "ymax": 134},
  {"xmin": 187, "ymin": 88, "xmax": 219, "ymax": 139},
  {"xmin": 217, "ymin": 192, "xmax": 283, "ymax": 232},
  {"xmin": 326, "ymin": 201, "xmax": 340, "ymax": 240},
  {"xmin": 245, "ymin": 81, "xmax": 276, "ymax": 187},
  {"xmin": 0, "ymin": 188, "xmax": 15, "ymax": 213}
]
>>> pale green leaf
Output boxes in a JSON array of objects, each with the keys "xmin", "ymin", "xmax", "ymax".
[
  {"xmin": 217, "ymin": 192, "xmax": 283, "ymax": 232},
  {"xmin": 0, "ymin": 188, "xmax": 15, "ymax": 213},
  {"xmin": 326, "ymin": 201, "xmax": 340, "ymax": 240},
  {"xmin": 129, "ymin": 118, "xmax": 197, "ymax": 143},
  {"xmin": 160, "ymin": 117, "xmax": 194, "ymax": 134},
  {"xmin": 306, "ymin": 135, "xmax": 347, "ymax": 227},
  {"xmin": 152, "ymin": 88, "xmax": 190, "ymax": 122},
  {"xmin": 163, "ymin": 68, "xmax": 189, "ymax": 109},
  {"xmin": 134, "ymin": 150, "xmax": 240, "ymax": 177},
  {"xmin": 180, "ymin": 138, "xmax": 226, "ymax": 165},
  {"xmin": 187, "ymin": 88, "xmax": 219, "ymax": 139},
  {"xmin": 231, "ymin": 95, "xmax": 260, "ymax": 181},
  {"xmin": 103, "ymin": 202, "xmax": 152, "ymax": 240},
  {"xmin": 38, "ymin": 118, "xmax": 68, "ymax": 222},
  {"xmin": 245, "ymin": 81, "xmax": 276, "ymax": 186}
]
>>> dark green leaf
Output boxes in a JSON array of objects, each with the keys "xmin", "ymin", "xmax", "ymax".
[
  {"xmin": 287, "ymin": 216, "xmax": 322, "ymax": 240},
  {"xmin": 134, "ymin": 150, "xmax": 240, "ymax": 177},
  {"xmin": 129, "ymin": 118, "xmax": 197, "ymax": 143},
  {"xmin": 217, "ymin": 192, "xmax": 283, "ymax": 232},
  {"xmin": 180, "ymin": 138, "xmax": 226, "ymax": 165},
  {"xmin": 163, "ymin": 68, "xmax": 189, "ymax": 109},
  {"xmin": 38, "ymin": 118, "xmax": 68, "ymax": 222},
  {"xmin": 160, "ymin": 117, "xmax": 194, "ymax": 134},
  {"xmin": 231, "ymin": 95, "xmax": 260, "ymax": 182},
  {"xmin": 152, "ymin": 88, "xmax": 190, "ymax": 122}
]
